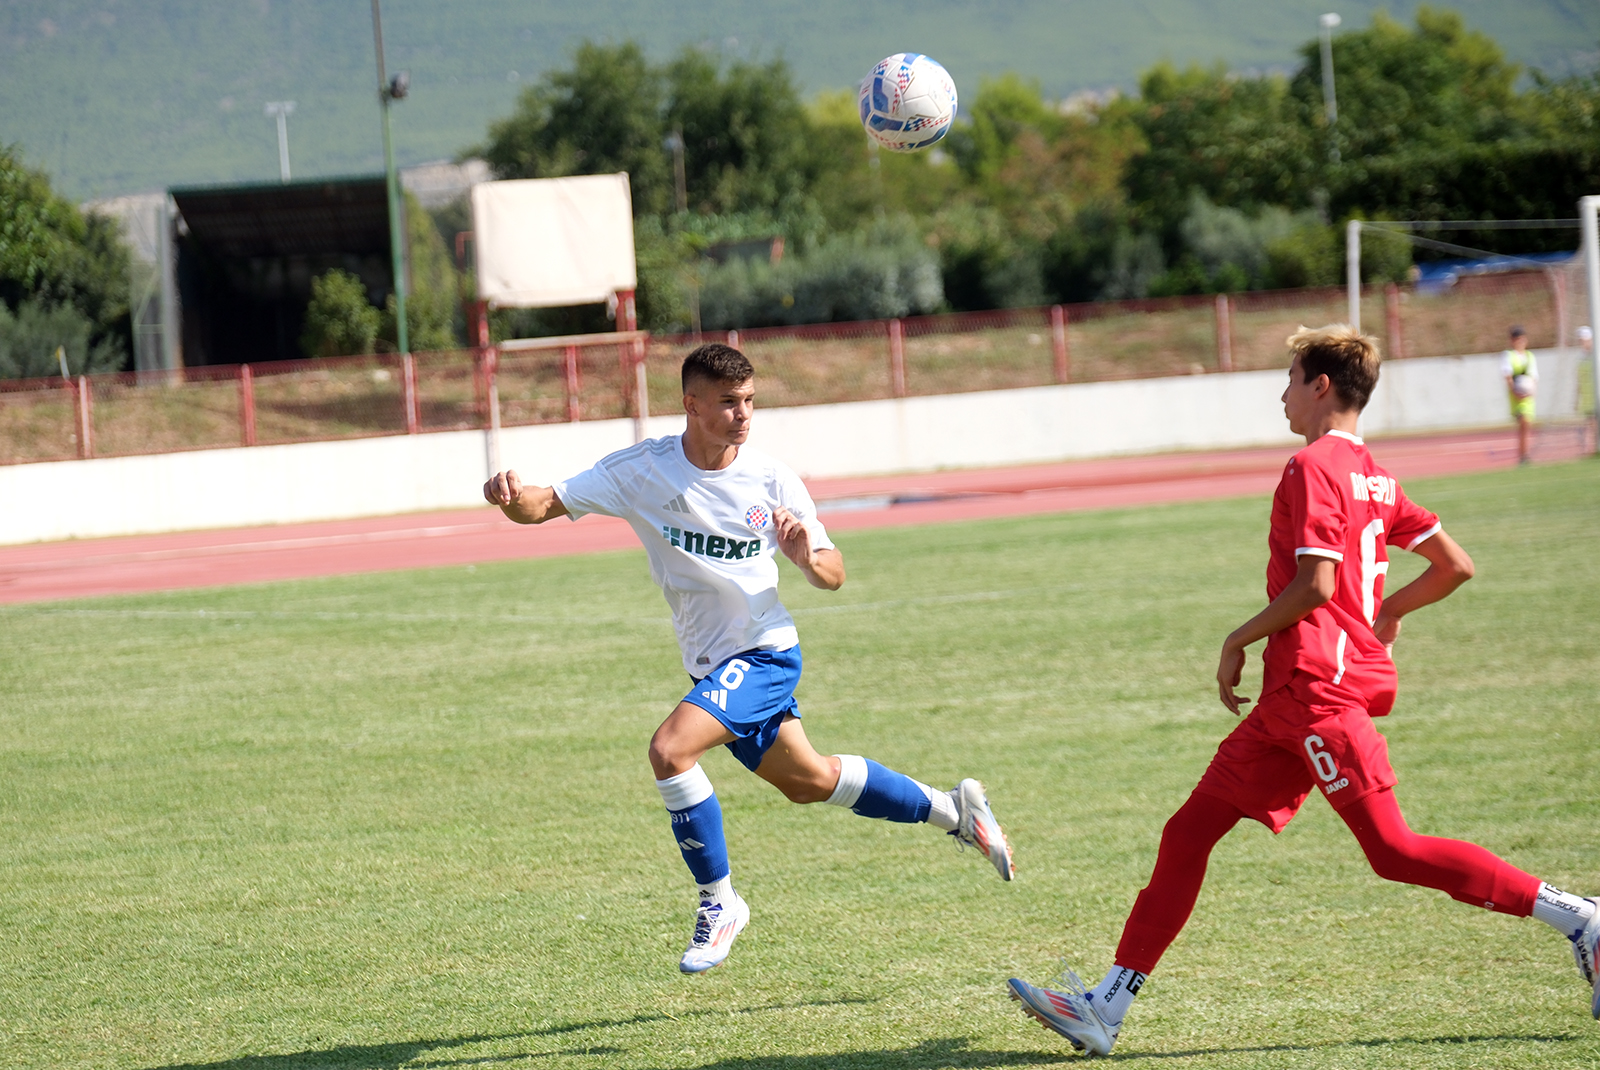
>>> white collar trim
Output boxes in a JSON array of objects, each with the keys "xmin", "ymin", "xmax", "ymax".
[{"xmin": 1325, "ymin": 429, "xmax": 1364, "ymax": 445}]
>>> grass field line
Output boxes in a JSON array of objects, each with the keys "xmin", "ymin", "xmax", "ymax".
[{"xmin": 3, "ymin": 584, "xmax": 1086, "ymax": 625}]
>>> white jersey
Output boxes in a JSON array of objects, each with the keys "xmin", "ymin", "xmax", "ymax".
[{"xmin": 553, "ymin": 435, "xmax": 834, "ymax": 677}]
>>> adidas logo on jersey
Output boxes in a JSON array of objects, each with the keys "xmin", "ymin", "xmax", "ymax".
[
  {"xmin": 662, "ymin": 526, "xmax": 763, "ymax": 561},
  {"xmin": 700, "ymin": 688, "xmax": 729, "ymax": 710},
  {"xmin": 663, "ymin": 494, "xmax": 691, "ymax": 513},
  {"xmin": 1350, "ymin": 472, "xmax": 1396, "ymax": 505}
]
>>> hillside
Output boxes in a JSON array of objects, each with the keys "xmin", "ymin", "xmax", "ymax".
[{"xmin": 2, "ymin": 0, "xmax": 1597, "ymax": 200}]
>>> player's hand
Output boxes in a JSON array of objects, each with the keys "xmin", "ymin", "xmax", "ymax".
[
  {"xmin": 485, "ymin": 469, "xmax": 522, "ymax": 508},
  {"xmin": 1372, "ymin": 611, "xmax": 1401, "ymax": 656},
  {"xmin": 772, "ymin": 506, "xmax": 812, "ymax": 567},
  {"xmin": 1216, "ymin": 643, "xmax": 1251, "ymax": 715}
]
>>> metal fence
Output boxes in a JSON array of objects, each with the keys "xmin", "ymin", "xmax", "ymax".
[{"xmin": 0, "ymin": 268, "xmax": 1573, "ymax": 466}]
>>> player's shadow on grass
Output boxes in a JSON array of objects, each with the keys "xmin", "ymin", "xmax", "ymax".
[
  {"xmin": 1101, "ymin": 1031, "xmax": 1579, "ymax": 1062},
  {"xmin": 139, "ymin": 998, "xmax": 879, "ymax": 1070}
]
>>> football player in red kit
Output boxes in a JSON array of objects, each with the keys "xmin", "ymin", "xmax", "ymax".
[{"xmin": 1008, "ymin": 325, "xmax": 1599, "ymax": 1054}]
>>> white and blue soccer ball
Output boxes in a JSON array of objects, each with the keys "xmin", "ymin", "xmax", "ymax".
[{"xmin": 858, "ymin": 53, "xmax": 958, "ymax": 152}]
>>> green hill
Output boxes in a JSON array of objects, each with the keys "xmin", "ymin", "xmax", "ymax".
[{"xmin": 2, "ymin": 0, "xmax": 1597, "ymax": 200}]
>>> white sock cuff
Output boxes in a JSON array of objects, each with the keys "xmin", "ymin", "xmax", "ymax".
[
  {"xmin": 922, "ymin": 783, "xmax": 960, "ymax": 831},
  {"xmin": 1532, "ymin": 882, "xmax": 1596, "ymax": 937},
  {"xmin": 656, "ymin": 763, "xmax": 714, "ymax": 811},
  {"xmin": 826, "ymin": 754, "xmax": 869, "ymax": 808}
]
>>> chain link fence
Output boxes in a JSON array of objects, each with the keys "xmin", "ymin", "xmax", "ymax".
[{"xmin": 1, "ymin": 268, "xmax": 1579, "ymax": 466}]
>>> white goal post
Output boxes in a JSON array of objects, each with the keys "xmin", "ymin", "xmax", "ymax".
[
  {"xmin": 1347, "ymin": 206, "xmax": 1600, "ymax": 454},
  {"xmin": 1581, "ymin": 196, "xmax": 1600, "ymax": 454}
]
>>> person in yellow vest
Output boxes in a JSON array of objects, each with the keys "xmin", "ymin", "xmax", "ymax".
[{"xmin": 1501, "ymin": 325, "xmax": 1538, "ymax": 465}]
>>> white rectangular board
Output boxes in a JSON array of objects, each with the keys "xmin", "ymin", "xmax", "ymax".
[{"xmin": 472, "ymin": 173, "xmax": 636, "ymax": 308}]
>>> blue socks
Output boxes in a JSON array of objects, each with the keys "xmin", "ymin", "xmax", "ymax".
[
  {"xmin": 655, "ymin": 764, "xmax": 730, "ymax": 885},
  {"xmin": 826, "ymin": 755, "xmax": 933, "ymax": 824},
  {"xmin": 656, "ymin": 755, "xmax": 938, "ymax": 890}
]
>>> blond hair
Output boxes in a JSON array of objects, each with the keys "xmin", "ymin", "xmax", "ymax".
[{"xmin": 1287, "ymin": 324, "xmax": 1381, "ymax": 411}]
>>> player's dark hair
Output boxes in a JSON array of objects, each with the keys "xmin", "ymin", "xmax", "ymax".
[
  {"xmin": 1509, "ymin": 324, "xmax": 1527, "ymax": 338},
  {"xmin": 1287, "ymin": 324, "xmax": 1381, "ymax": 411},
  {"xmin": 682, "ymin": 343, "xmax": 754, "ymax": 393}
]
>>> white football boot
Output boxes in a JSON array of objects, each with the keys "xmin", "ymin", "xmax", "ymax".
[
  {"xmin": 1574, "ymin": 896, "xmax": 1600, "ymax": 1019},
  {"xmin": 953, "ymin": 778, "xmax": 1015, "ymax": 881},
  {"xmin": 1007, "ymin": 971, "xmax": 1120, "ymax": 1055},
  {"xmin": 678, "ymin": 890, "xmax": 749, "ymax": 974}
]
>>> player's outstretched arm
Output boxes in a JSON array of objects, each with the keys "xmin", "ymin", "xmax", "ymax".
[
  {"xmin": 772, "ymin": 507, "xmax": 845, "ymax": 590},
  {"xmin": 484, "ymin": 469, "xmax": 569, "ymax": 525},
  {"xmin": 1216, "ymin": 555, "xmax": 1338, "ymax": 713},
  {"xmin": 1371, "ymin": 531, "xmax": 1473, "ymax": 652}
]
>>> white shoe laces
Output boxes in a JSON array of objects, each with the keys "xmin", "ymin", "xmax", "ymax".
[{"xmin": 690, "ymin": 901, "xmax": 722, "ymax": 947}]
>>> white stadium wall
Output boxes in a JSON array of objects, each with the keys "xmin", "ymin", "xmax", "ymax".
[{"xmin": 0, "ymin": 349, "xmax": 1583, "ymax": 546}]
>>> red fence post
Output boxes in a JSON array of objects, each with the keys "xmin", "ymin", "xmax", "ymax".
[
  {"xmin": 402, "ymin": 353, "xmax": 420, "ymax": 434},
  {"xmin": 239, "ymin": 364, "xmax": 257, "ymax": 446},
  {"xmin": 1384, "ymin": 283, "xmax": 1404, "ymax": 360},
  {"xmin": 564, "ymin": 345, "xmax": 582, "ymax": 422},
  {"xmin": 1214, "ymin": 293, "xmax": 1234, "ymax": 373},
  {"xmin": 74, "ymin": 375, "xmax": 94, "ymax": 458},
  {"xmin": 1050, "ymin": 305, "xmax": 1071, "ymax": 383},
  {"xmin": 888, "ymin": 318, "xmax": 906, "ymax": 397}
]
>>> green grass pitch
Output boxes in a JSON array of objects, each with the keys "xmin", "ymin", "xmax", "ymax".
[{"xmin": 1, "ymin": 460, "xmax": 1597, "ymax": 1069}]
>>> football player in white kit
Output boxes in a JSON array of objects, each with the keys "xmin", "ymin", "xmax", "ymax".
[{"xmin": 485, "ymin": 344, "xmax": 1014, "ymax": 973}]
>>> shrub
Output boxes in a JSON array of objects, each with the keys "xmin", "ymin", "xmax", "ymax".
[
  {"xmin": 0, "ymin": 297, "xmax": 123, "ymax": 379},
  {"xmin": 697, "ymin": 220, "xmax": 942, "ymax": 328},
  {"xmin": 301, "ymin": 270, "xmax": 380, "ymax": 358}
]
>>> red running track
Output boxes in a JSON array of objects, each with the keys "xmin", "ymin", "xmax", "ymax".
[{"xmin": 0, "ymin": 426, "xmax": 1584, "ymax": 605}]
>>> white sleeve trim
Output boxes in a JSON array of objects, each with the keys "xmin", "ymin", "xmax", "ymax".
[
  {"xmin": 1404, "ymin": 522, "xmax": 1443, "ymax": 551},
  {"xmin": 1296, "ymin": 546, "xmax": 1344, "ymax": 561}
]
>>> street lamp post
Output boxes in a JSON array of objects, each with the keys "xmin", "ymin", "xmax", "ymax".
[
  {"xmin": 370, "ymin": 0, "xmax": 409, "ymax": 357},
  {"xmin": 1319, "ymin": 12, "xmax": 1341, "ymax": 162},
  {"xmin": 264, "ymin": 101, "xmax": 296, "ymax": 182}
]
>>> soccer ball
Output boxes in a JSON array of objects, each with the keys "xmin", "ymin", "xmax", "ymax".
[
  {"xmin": 1511, "ymin": 374, "xmax": 1535, "ymax": 398},
  {"xmin": 858, "ymin": 53, "xmax": 958, "ymax": 152}
]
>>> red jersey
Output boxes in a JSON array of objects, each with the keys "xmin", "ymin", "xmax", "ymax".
[{"xmin": 1260, "ymin": 430, "xmax": 1441, "ymax": 717}]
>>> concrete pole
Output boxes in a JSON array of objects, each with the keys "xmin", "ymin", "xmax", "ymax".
[
  {"xmin": 1347, "ymin": 219, "xmax": 1362, "ymax": 331},
  {"xmin": 1580, "ymin": 195, "xmax": 1600, "ymax": 454},
  {"xmin": 265, "ymin": 102, "xmax": 295, "ymax": 182},
  {"xmin": 1320, "ymin": 13, "xmax": 1341, "ymax": 162}
]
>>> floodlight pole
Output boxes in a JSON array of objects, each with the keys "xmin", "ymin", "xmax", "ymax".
[
  {"xmin": 371, "ymin": 0, "xmax": 409, "ymax": 357},
  {"xmin": 264, "ymin": 101, "xmax": 296, "ymax": 182},
  {"xmin": 1580, "ymin": 195, "xmax": 1600, "ymax": 454},
  {"xmin": 1320, "ymin": 13, "xmax": 1341, "ymax": 162},
  {"xmin": 1347, "ymin": 219, "xmax": 1362, "ymax": 331}
]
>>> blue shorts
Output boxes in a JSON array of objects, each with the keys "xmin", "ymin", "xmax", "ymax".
[{"xmin": 682, "ymin": 646, "xmax": 803, "ymax": 772}]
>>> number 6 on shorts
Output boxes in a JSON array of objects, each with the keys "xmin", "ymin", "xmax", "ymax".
[
  {"xmin": 1304, "ymin": 734, "xmax": 1340, "ymax": 782},
  {"xmin": 718, "ymin": 659, "xmax": 751, "ymax": 690}
]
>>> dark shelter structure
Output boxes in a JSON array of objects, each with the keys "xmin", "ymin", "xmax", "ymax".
[{"xmin": 172, "ymin": 176, "xmax": 398, "ymax": 366}]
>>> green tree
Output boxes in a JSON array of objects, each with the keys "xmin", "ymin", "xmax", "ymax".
[
  {"xmin": 301, "ymin": 269, "xmax": 380, "ymax": 358},
  {"xmin": 664, "ymin": 51, "xmax": 814, "ymax": 221},
  {"xmin": 0, "ymin": 145, "xmax": 130, "ymax": 375},
  {"xmin": 381, "ymin": 193, "xmax": 460, "ymax": 352},
  {"xmin": 1292, "ymin": 8, "xmax": 1523, "ymax": 163},
  {"xmin": 1123, "ymin": 63, "xmax": 1319, "ymax": 233},
  {"xmin": 480, "ymin": 42, "xmax": 671, "ymax": 215}
]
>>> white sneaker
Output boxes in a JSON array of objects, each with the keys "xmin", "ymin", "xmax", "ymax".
[
  {"xmin": 953, "ymin": 778, "xmax": 1014, "ymax": 881},
  {"xmin": 678, "ymin": 891, "xmax": 749, "ymax": 974},
  {"xmin": 1007, "ymin": 971, "xmax": 1119, "ymax": 1055},
  {"xmin": 1574, "ymin": 897, "xmax": 1600, "ymax": 1019}
]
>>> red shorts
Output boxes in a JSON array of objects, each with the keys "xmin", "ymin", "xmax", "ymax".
[{"xmin": 1195, "ymin": 671, "xmax": 1397, "ymax": 833}]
